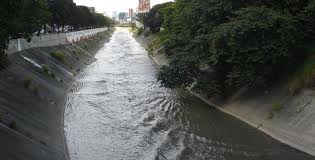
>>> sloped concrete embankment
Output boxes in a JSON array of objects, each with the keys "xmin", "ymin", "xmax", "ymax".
[
  {"xmin": 135, "ymin": 31, "xmax": 315, "ymax": 157},
  {"xmin": 0, "ymin": 29, "xmax": 114, "ymax": 160}
]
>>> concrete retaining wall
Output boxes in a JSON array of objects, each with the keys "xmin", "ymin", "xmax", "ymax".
[
  {"xmin": 7, "ymin": 28, "xmax": 108, "ymax": 54},
  {"xmin": 0, "ymin": 29, "xmax": 114, "ymax": 160}
]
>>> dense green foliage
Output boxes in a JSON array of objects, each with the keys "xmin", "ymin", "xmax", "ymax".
[
  {"xmin": 0, "ymin": 0, "xmax": 114, "ymax": 69},
  {"xmin": 48, "ymin": 0, "xmax": 114, "ymax": 31},
  {"xmin": 0, "ymin": 0, "xmax": 50, "ymax": 68},
  {"xmin": 149, "ymin": 0, "xmax": 315, "ymax": 96},
  {"xmin": 209, "ymin": 7, "xmax": 298, "ymax": 87},
  {"xmin": 50, "ymin": 51, "xmax": 65, "ymax": 62},
  {"xmin": 141, "ymin": 2, "xmax": 173, "ymax": 33}
]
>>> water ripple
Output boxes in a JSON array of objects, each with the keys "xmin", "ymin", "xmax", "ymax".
[{"xmin": 65, "ymin": 28, "xmax": 314, "ymax": 160}]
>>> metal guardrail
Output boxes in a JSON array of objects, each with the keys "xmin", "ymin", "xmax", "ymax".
[{"xmin": 7, "ymin": 27, "xmax": 108, "ymax": 54}]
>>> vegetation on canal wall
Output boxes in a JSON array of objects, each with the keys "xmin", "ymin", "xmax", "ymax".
[
  {"xmin": 0, "ymin": 29, "xmax": 114, "ymax": 159},
  {"xmin": 138, "ymin": 0, "xmax": 315, "ymax": 97},
  {"xmin": 0, "ymin": 0, "xmax": 114, "ymax": 70},
  {"xmin": 135, "ymin": 0, "xmax": 315, "ymax": 156}
]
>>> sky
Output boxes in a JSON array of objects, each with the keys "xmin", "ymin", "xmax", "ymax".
[{"xmin": 73, "ymin": 0, "xmax": 173, "ymax": 16}]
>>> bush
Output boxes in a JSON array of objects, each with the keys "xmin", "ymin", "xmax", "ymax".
[
  {"xmin": 31, "ymin": 86, "xmax": 39, "ymax": 95},
  {"xmin": 42, "ymin": 65, "xmax": 49, "ymax": 75},
  {"xmin": 0, "ymin": 53, "xmax": 10, "ymax": 69},
  {"xmin": 131, "ymin": 23, "xmax": 137, "ymax": 31},
  {"xmin": 158, "ymin": 58, "xmax": 199, "ymax": 88},
  {"xmin": 288, "ymin": 55, "xmax": 315, "ymax": 94},
  {"xmin": 23, "ymin": 76, "xmax": 33, "ymax": 89},
  {"xmin": 9, "ymin": 121, "xmax": 17, "ymax": 130},
  {"xmin": 136, "ymin": 28, "xmax": 144, "ymax": 36},
  {"xmin": 267, "ymin": 111, "xmax": 274, "ymax": 119},
  {"xmin": 50, "ymin": 71, "xmax": 55, "ymax": 78},
  {"xmin": 50, "ymin": 51, "xmax": 65, "ymax": 62},
  {"xmin": 209, "ymin": 7, "xmax": 298, "ymax": 88},
  {"xmin": 41, "ymin": 65, "xmax": 57, "ymax": 79},
  {"xmin": 272, "ymin": 101, "xmax": 283, "ymax": 112},
  {"xmin": 302, "ymin": 0, "xmax": 315, "ymax": 38},
  {"xmin": 266, "ymin": 101, "xmax": 283, "ymax": 120}
]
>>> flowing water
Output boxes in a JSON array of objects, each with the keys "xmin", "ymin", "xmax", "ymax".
[{"xmin": 65, "ymin": 28, "xmax": 314, "ymax": 160}]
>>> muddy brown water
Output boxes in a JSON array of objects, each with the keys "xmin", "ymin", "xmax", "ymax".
[{"xmin": 65, "ymin": 28, "xmax": 315, "ymax": 160}]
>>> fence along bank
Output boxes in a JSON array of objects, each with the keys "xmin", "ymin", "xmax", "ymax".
[{"xmin": 7, "ymin": 27, "xmax": 108, "ymax": 54}]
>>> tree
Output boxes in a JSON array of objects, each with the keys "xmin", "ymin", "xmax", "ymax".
[
  {"xmin": 302, "ymin": 0, "xmax": 315, "ymax": 38},
  {"xmin": 157, "ymin": 0, "xmax": 313, "ymax": 96},
  {"xmin": 0, "ymin": 0, "xmax": 50, "ymax": 68},
  {"xmin": 209, "ymin": 7, "xmax": 298, "ymax": 87},
  {"xmin": 0, "ymin": 0, "xmax": 113, "ymax": 69},
  {"xmin": 142, "ymin": 2, "xmax": 173, "ymax": 33}
]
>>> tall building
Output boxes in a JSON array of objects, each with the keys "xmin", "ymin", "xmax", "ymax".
[
  {"xmin": 119, "ymin": 12, "xmax": 128, "ymax": 21},
  {"xmin": 128, "ymin": 8, "xmax": 134, "ymax": 18},
  {"xmin": 112, "ymin": 11, "xmax": 118, "ymax": 21},
  {"xmin": 138, "ymin": 0, "xmax": 150, "ymax": 13}
]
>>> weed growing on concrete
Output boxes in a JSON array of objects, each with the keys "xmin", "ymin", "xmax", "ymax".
[
  {"xmin": 136, "ymin": 28, "xmax": 144, "ymax": 36},
  {"xmin": 42, "ymin": 65, "xmax": 49, "ymax": 75},
  {"xmin": 50, "ymin": 72, "xmax": 56, "ymax": 79},
  {"xmin": 42, "ymin": 65, "xmax": 57, "ymax": 80},
  {"xmin": 50, "ymin": 51, "xmax": 65, "ymax": 62},
  {"xmin": 31, "ymin": 86, "xmax": 39, "ymax": 95},
  {"xmin": 267, "ymin": 101, "xmax": 283, "ymax": 120},
  {"xmin": 9, "ymin": 120, "xmax": 17, "ymax": 130},
  {"xmin": 23, "ymin": 76, "xmax": 33, "ymax": 89},
  {"xmin": 272, "ymin": 101, "xmax": 283, "ymax": 112},
  {"xmin": 288, "ymin": 55, "xmax": 315, "ymax": 94},
  {"xmin": 267, "ymin": 111, "xmax": 274, "ymax": 119},
  {"xmin": 0, "ymin": 54, "xmax": 10, "ymax": 70},
  {"xmin": 40, "ymin": 140, "xmax": 47, "ymax": 146}
]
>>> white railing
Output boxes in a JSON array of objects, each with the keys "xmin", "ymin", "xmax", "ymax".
[{"xmin": 7, "ymin": 27, "xmax": 108, "ymax": 54}]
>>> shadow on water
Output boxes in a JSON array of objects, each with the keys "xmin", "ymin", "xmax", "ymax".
[{"xmin": 65, "ymin": 28, "xmax": 315, "ymax": 160}]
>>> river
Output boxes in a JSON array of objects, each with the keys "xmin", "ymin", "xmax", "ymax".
[{"xmin": 64, "ymin": 28, "xmax": 314, "ymax": 160}]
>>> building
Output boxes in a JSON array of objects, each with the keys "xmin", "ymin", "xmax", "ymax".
[
  {"xmin": 112, "ymin": 11, "xmax": 118, "ymax": 21},
  {"xmin": 119, "ymin": 12, "xmax": 128, "ymax": 21},
  {"xmin": 138, "ymin": 0, "xmax": 150, "ymax": 13},
  {"xmin": 88, "ymin": 7, "xmax": 96, "ymax": 13},
  {"xmin": 128, "ymin": 8, "xmax": 134, "ymax": 18},
  {"xmin": 103, "ymin": 11, "xmax": 108, "ymax": 17}
]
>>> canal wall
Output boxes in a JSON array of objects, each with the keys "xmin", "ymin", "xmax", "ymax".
[
  {"xmin": 0, "ymin": 29, "xmax": 114, "ymax": 160},
  {"xmin": 7, "ymin": 28, "xmax": 108, "ymax": 54},
  {"xmin": 134, "ymin": 31, "xmax": 315, "ymax": 157}
]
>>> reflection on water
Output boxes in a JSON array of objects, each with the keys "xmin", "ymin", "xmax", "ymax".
[{"xmin": 65, "ymin": 28, "xmax": 314, "ymax": 160}]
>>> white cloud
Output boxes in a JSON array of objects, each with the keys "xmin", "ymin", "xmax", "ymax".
[{"xmin": 73, "ymin": 0, "xmax": 173, "ymax": 16}]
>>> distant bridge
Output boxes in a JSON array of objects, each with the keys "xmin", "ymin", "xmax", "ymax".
[{"xmin": 115, "ymin": 22, "xmax": 134, "ymax": 27}]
